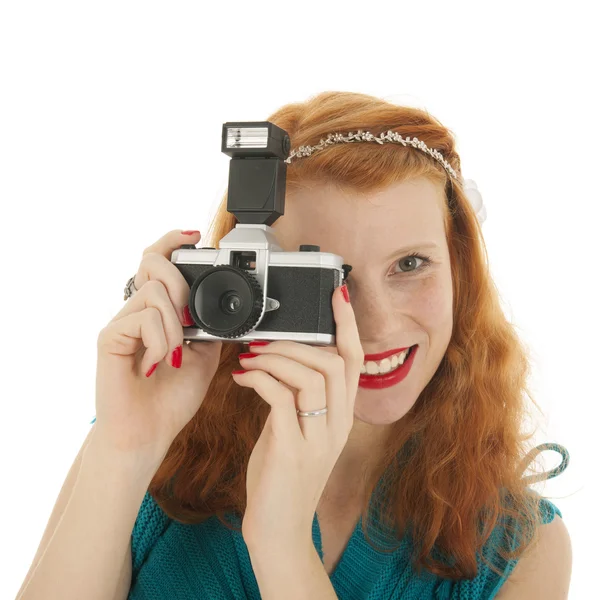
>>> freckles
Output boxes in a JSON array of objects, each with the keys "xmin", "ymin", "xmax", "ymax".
[{"xmin": 412, "ymin": 276, "xmax": 452, "ymax": 323}]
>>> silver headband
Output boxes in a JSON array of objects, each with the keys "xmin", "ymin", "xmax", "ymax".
[
  {"xmin": 283, "ymin": 129, "xmax": 460, "ymax": 183},
  {"xmin": 283, "ymin": 129, "xmax": 487, "ymax": 224}
]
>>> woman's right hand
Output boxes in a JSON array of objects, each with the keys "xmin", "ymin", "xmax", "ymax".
[{"xmin": 94, "ymin": 229, "xmax": 223, "ymax": 460}]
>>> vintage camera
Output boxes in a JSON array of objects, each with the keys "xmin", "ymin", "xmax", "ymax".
[{"xmin": 170, "ymin": 121, "xmax": 352, "ymax": 346}]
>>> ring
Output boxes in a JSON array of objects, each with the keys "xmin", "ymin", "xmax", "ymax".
[
  {"xmin": 124, "ymin": 274, "xmax": 138, "ymax": 301},
  {"xmin": 297, "ymin": 407, "xmax": 328, "ymax": 417}
]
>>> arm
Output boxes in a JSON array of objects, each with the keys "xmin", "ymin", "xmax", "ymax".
[
  {"xmin": 16, "ymin": 431, "xmax": 165, "ymax": 600},
  {"xmin": 16, "ymin": 426, "xmax": 96, "ymax": 598},
  {"xmin": 248, "ymin": 542, "xmax": 338, "ymax": 600}
]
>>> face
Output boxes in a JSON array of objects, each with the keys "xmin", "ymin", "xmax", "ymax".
[{"xmin": 271, "ymin": 176, "xmax": 454, "ymax": 427}]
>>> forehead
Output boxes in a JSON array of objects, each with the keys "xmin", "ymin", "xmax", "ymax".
[{"xmin": 272, "ymin": 177, "xmax": 447, "ymax": 254}]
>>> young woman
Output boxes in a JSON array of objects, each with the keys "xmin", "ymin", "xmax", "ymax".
[{"xmin": 17, "ymin": 91, "xmax": 571, "ymax": 600}]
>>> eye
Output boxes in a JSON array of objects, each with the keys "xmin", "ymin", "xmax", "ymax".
[{"xmin": 394, "ymin": 252, "xmax": 432, "ymax": 275}]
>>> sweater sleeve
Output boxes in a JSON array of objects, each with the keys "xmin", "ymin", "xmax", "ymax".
[
  {"xmin": 449, "ymin": 488, "xmax": 565, "ymax": 598},
  {"xmin": 130, "ymin": 490, "xmax": 172, "ymax": 584},
  {"xmin": 483, "ymin": 493, "xmax": 563, "ymax": 599},
  {"xmin": 431, "ymin": 494, "xmax": 563, "ymax": 600},
  {"xmin": 446, "ymin": 443, "xmax": 570, "ymax": 599}
]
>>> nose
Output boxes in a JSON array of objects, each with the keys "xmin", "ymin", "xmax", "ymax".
[{"xmin": 350, "ymin": 285, "xmax": 397, "ymax": 343}]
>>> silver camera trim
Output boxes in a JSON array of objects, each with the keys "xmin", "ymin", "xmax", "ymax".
[{"xmin": 171, "ymin": 224, "xmax": 344, "ymax": 345}]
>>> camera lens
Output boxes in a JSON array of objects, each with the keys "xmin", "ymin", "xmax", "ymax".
[
  {"xmin": 221, "ymin": 291, "xmax": 242, "ymax": 314},
  {"xmin": 189, "ymin": 265, "xmax": 263, "ymax": 337}
]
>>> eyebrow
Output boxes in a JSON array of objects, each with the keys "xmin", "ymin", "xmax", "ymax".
[{"xmin": 383, "ymin": 242, "xmax": 440, "ymax": 261}]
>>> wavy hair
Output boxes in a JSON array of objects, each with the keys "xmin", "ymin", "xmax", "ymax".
[{"xmin": 148, "ymin": 91, "xmax": 552, "ymax": 580}]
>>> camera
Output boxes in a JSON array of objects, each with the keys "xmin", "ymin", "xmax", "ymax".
[{"xmin": 170, "ymin": 121, "xmax": 352, "ymax": 346}]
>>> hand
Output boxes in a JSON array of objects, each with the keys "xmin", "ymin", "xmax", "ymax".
[
  {"xmin": 94, "ymin": 229, "xmax": 223, "ymax": 461},
  {"xmin": 233, "ymin": 284, "xmax": 363, "ymax": 550}
]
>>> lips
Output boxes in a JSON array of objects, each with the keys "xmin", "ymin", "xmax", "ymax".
[
  {"xmin": 359, "ymin": 344, "xmax": 419, "ymax": 389},
  {"xmin": 363, "ymin": 346, "xmax": 415, "ymax": 362}
]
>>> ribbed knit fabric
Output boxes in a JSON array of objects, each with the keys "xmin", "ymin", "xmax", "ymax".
[{"xmin": 88, "ymin": 417, "xmax": 568, "ymax": 599}]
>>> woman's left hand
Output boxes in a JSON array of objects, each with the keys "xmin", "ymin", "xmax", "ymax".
[{"xmin": 233, "ymin": 283, "xmax": 364, "ymax": 551}]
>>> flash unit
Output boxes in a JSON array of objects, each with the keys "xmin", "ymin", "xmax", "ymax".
[
  {"xmin": 226, "ymin": 127, "xmax": 269, "ymax": 149},
  {"xmin": 222, "ymin": 121, "xmax": 291, "ymax": 159}
]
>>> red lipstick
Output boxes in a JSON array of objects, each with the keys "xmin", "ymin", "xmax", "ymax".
[
  {"xmin": 363, "ymin": 347, "xmax": 412, "ymax": 362},
  {"xmin": 359, "ymin": 345, "xmax": 419, "ymax": 390}
]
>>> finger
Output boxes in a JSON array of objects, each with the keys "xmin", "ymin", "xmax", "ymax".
[
  {"xmin": 238, "ymin": 353, "xmax": 331, "ymax": 440},
  {"xmin": 135, "ymin": 229, "xmax": 200, "ymax": 320},
  {"xmin": 134, "ymin": 251, "xmax": 195, "ymax": 327},
  {"xmin": 109, "ymin": 280, "xmax": 184, "ymax": 368},
  {"xmin": 186, "ymin": 337, "xmax": 223, "ymax": 357},
  {"xmin": 246, "ymin": 341, "xmax": 349, "ymax": 423},
  {"xmin": 331, "ymin": 285, "xmax": 363, "ymax": 415},
  {"xmin": 232, "ymin": 370, "xmax": 303, "ymax": 446},
  {"xmin": 142, "ymin": 229, "xmax": 201, "ymax": 260},
  {"xmin": 98, "ymin": 306, "xmax": 169, "ymax": 378}
]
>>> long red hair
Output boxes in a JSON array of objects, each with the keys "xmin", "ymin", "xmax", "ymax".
[{"xmin": 149, "ymin": 91, "xmax": 553, "ymax": 579}]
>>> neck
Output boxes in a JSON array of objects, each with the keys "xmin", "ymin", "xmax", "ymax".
[{"xmin": 321, "ymin": 420, "xmax": 392, "ymax": 503}]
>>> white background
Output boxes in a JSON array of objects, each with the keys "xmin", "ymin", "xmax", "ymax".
[{"xmin": 1, "ymin": 1, "xmax": 597, "ymax": 598}]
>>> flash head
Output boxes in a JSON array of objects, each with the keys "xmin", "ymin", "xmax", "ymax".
[
  {"xmin": 222, "ymin": 122, "xmax": 291, "ymax": 159},
  {"xmin": 221, "ymin": 121, "xmax": 291, "ymax": 226}
]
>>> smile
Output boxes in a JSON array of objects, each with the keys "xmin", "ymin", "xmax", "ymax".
[
  {"xmin": 358, "ymin": 345, "xmax": 419, "ymax": 389},
  {"xmin": 361, "ymin": 345, "xmax": 416, "ymax": 375}
]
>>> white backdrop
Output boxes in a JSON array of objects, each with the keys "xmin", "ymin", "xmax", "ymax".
[{"xmin": 1, "ymin": 1, "xmax": 596, "ymax": 598}]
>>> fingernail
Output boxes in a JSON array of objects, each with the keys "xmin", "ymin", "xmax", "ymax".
[
  {"xmin": 341, "ymin": 284, "xmax": 350, "ymax": 303},
  {"xmin": 239, "ymin": 352, "xmax": 258, "ymax": 360},
  {"xmin": 172, "ymin": 345, "xmax": 183, "ymax": 368},
  {"xmin": 181, "ymin": 230, "xmax": 200, "ymax": 235},
  {"xmin": 182, "ymin": 305, "xmax": 194, "ymax": 326},
  {"xmin": 146, "ymin": 363, "xmax": 158, "ymax": 378},
  {"xmin": 232, "ymin": 369, "xmax": 246, "ymax": 375},
  {"xmin": 249, "ymin": 341, "xmax": 270, "ymax": 348}
]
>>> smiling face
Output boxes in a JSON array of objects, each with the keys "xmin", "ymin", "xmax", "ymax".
[{"xmin": 271, "ymin": 176, "xmax": 454, "ymax": 427}]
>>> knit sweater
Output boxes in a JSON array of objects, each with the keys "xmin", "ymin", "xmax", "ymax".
[{"xmin": 88, "ymin": 418, "xmax": 569, "ymax": 599}]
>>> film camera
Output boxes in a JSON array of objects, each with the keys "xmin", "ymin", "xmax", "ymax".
[{"xmin": 171, "ymin": 121, "xmax": 352, "ymax": 346}]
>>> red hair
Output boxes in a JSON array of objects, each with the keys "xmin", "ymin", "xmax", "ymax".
[{"xmin": 149, "ymin": 91, "xmax": 553, "ymax": 580}]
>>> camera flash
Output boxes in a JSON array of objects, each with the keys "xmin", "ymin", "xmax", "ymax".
[{"xmin": 226, "ymin": 127, "xmax": 269, "ymax": 149}]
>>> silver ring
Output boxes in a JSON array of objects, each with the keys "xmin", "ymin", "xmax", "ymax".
[
  {"xmin": 297, "ymin": 407, "xmax": 328, "ymax": 417},
  {"xmin": 124, "ymin": 275, "xmax": 138, "ymax": 301}
]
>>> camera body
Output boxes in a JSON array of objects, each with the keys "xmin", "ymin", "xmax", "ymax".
[{"xmin": 171, "ymin": 121, "xmax": 351, "ymax": 346}]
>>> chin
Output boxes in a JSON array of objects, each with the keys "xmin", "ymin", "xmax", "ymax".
[{"xmin": 352, "ymin": 392, "xmax": 416, "ymax": 425}]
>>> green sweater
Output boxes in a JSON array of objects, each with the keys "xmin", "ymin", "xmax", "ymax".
[{"xmin": 89, "ymin": 418, "xmax": 568, "ymax": 599}]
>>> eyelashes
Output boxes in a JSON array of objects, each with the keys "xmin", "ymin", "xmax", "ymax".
[
  {"xmin": 344, "ymin": 252, "xmax": 434, "ymax": 285},
  {"xmin": 394, "ymin": 252, "xmax": 433, "ymax": 275}
]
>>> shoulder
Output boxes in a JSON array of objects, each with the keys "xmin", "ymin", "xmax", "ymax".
[
  {"xmin": 495, "ymin": 514, "xmax": 572, "ymax": 599},
  {"xmin": 131, "ymin": 491, "xmax": 172, "ymax": 578}
]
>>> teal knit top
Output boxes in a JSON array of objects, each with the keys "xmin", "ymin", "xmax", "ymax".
[{"xmin": 88, "ymin": 417, "xmax": 569, "ymax": 599}]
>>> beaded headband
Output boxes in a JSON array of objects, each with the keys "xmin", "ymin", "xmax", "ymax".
[{"xmin": 283, "ymin": 129, "xmax": 487, "ymax": 224}]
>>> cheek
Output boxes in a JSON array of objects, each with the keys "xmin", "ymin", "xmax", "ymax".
[{"xmin": 406, "ymin": 275, "xmax": 453, "ymax": 328}]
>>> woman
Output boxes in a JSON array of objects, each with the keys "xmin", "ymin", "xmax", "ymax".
[{"xmin": 17, "ymin": 91, "xmax": 571, "ymax": 600}]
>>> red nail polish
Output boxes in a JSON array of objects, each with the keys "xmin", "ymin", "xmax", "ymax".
[
  {"xmin": 341, "ymin": 284, "xmax": 350, "ymax": 303},
  {"xmin": 172, "ymin": 345, "xmax": 183, "ymax": 368},
  {"xmin": 146, "ymin": 363, "xmax": 158, "ymax": 378},
  {"xmin": 181, "ymin": 230, "xmax": 200, "ymax": 235},
  {"xmin": 249, "ymin": 341, "xmax": 270, "ymax": 348},
  {"xmin": 232, "ymin": 369, "xmax": 246, "ymax": 375},
  {"xmin": 239, "ymin": 352, "xmax": 258, "ymax": 360},
  {"xmin": 182, "ymin": 305, "xmax": 194, "ymax": 326}
]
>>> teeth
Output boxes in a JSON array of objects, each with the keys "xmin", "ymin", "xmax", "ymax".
[{"xmin": 360, "ymin": 347, "xmax": 412, "ymax": 375}]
